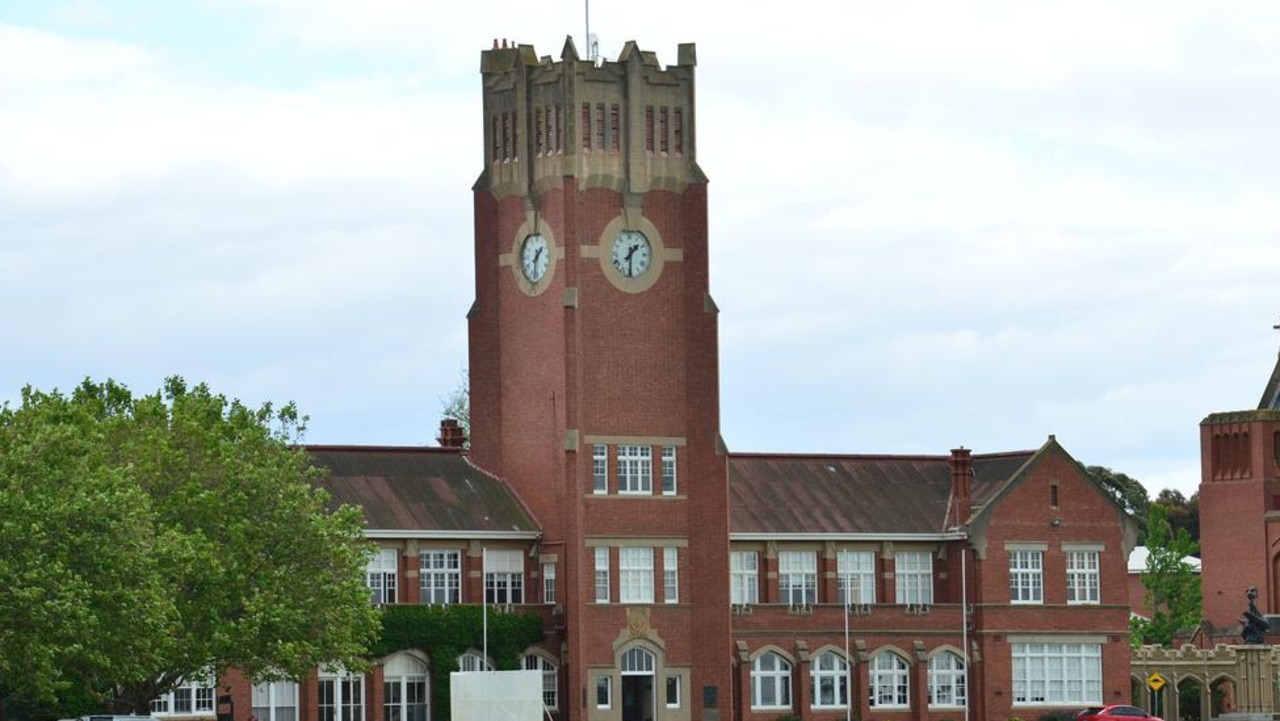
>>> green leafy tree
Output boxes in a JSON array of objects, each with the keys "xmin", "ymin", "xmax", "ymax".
[
  {"xmin": 0, "ymin": 378, "xmax": 379, "ymax": 717},
  {"xmin": 438, "ymin": 368, "xmax": 469, "ymax": 445},
  {"xmin": 1086, "ymin": 465, "xmax": 1152, "ymax": 541},
  {"xmin": 1132, "ymin": 504, "xmax": 1202, "ymax": 646},
  {"xmin": 1154, "ymin": 488, "xmax": 1200, "ymax": 545}
]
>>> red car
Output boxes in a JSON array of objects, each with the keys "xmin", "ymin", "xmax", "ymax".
[{"xmin": 1077, "ymin": 705, "xmax": 1164, "ymax": 721}]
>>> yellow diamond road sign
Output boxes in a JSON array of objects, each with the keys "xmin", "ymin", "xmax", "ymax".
[{"xmin": 1148, "ymin": 672, "xmax": 1167, "ymax": 692}]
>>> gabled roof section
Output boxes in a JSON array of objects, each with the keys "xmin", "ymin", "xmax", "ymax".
[
  {"xmin": 1259, "ymin": 346, "xmax": 1280, "ymax": 410},
  {"xmin": 728, "ymin": 450, "xmax": 1034, "ymax": 536},
  {"xmin": 308, "ymin": 446, "xmax": 541, "ymax": 536}
]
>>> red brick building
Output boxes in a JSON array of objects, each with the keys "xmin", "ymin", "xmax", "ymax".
[
  {"xmin": 1198, "ymin": 347, "xmax": 1280, "ymax": 632},
  {"xmin": 206, "ymin": 38, "xmax": 1139, "ymax": 721}
]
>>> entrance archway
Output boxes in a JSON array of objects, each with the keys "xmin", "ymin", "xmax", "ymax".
[{"xmin": 621, "ymin": 646, "xmax": 656, "ymax": 721}]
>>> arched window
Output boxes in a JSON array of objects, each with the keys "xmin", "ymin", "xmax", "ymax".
[
  {"xmin": 523, "ymin": 654, "xmax": 559, "ymax": 710},
  {"xmin": 621, "ymin": 647, "xmax": 655, "ymax": 674},
  {"xmin": 810, "ymin": 651, "xmax": 848, "ymax": 709},
  {"xmin": 870, "ymin": 652, "xmax": 909, "ymax": 708},
  {"xmin": 384, "ymin": 652, "xmax": 429, "ymax": 721},
  {"xmin": 251, "ymin": 681, "xmax": 298, "ymax": 721},
  {"xmin": 928, "ymin": 651, "xmax": 966, "ymax": 708},
  {"xmin": 751, "ymin": 652, "xmax": 792, "ymax": 709},
  {"xmin": 318, "ymin": 666, "xmax": 364, "ymax": 721},
  {"xmin": 457, "ymin": 651, "xmax": 493, "ymax": 673}
]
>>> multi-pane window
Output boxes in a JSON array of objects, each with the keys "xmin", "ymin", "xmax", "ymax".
[
  {"xmin": 595, "ymin": 547, "xmax": 610, "ymax": 603},
  {"xmin": 663, "ymin": 547, "xmax": 679, "ymax": 603},
  {"xmin": 778, "ymin": 551, "xmax": 817, "ymax": 606},
  {"xmin": 810, "ymin": 651, "xmax": 849, "ymax": 709},
  {"xmin": 673, "ymin": 107, "xmax": 684, "ymax": 155},
  {"xmin": 484, "ymin": 549, "xmax": 523, "ymax": 604},
  {"xmin": 457, "ymin": 652, "xmax": 493, "ymax": 673},
  {"xmin": 837, "ymin": 550, "xmax": 876, "ymax": 605},
  {"xmin": 367, "ymin": 548, "xmax": 399, "ymax": 605},
  {"xmin": 419, "ymin": 549, "xmax": 460, "ymax": 605},
  {"xmin": 895, "ymin": 551, "xmax": 933, "ymax": 604},
  {"xmin": 595, "ymin": 102, "xmax": 606, "ymax": 150},
  {"xmin": 1012, "ymin": 643, "xmax": 1102, "ymax": 705},
  {"xmin": 581, "ymin": 104, "xmax": 591, "ymax": 150},
  {"xmin": 731, "ymin": 551, "xmax": 760, "ymax": 604},
  {"xmin": 619, "ymin": 547, "xmax": 654, "ymax": 603},
  {"xmin": 1009, "ymin": 550, "xmax": 1044, "ymax": 604},
  {"xmin": 252, "ymin": 681, "xmax": 298, "ymax": 721},
  {"xmin": 751, "ymin": 652, "xmax": 792, "ymax": 709},
  {"xmin": 318, "ymin": 668, "xmax": 364, "ymax": 721},
  {"xmin": 665, "ymin": 675, "xmax": 681, "ymax": 708},
  {"xmin": 1066, "ymin": 550, "xmax": 1100, "ymax": 604},
  {"xmin": 523, "ymin": 654, "xmax": 558, "ymax": 710},
  {"xmin": 535, "ymin": 107, "xmax": 543, "ymax": 155},
  {"xmin": 593, "ymin": 444, "xmax": 608, "ymax": 494},
  {"xmin": 869, "ymin": 652, "xmax": 909, "ymax": 708},
  {"xmin": 383, "ymin": 653, "xmax": 429, "ymax": 721},
  {"xmin": 617, "ymin": 445, "xmax": 652, "ymax": 493},
  {"xmin": 661, "ymin": 446, "xmax": 677, "ymax": 495},
  {"xmin": 152, "ymin": 674, "xmax": 215, "ymax": 715},
  {"xmin": 928, "ymin": 652, "xmax": 966, "ymax": 708},
  {"xmin": 542, "ymin": 562, "xmax": 556, "ymax": 605},
  {"xmin": 596, "ymin": 676, "xmax": 611, "ymax": 708}
]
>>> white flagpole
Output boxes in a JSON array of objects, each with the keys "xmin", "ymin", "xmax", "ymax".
[
  {"xmin": 483, "ymin": 547, "xmax": 489, "ymax": 670},
  {"xmin": 842, "ymin": 562, "xmax": 851, "ymax": 721}
]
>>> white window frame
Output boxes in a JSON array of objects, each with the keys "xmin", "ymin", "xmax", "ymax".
[
  {"xmin": 619, "ymin": 547, "xmax": 655, "ymax": 603},
  {"xmin": 617, "ymin": 445, "xmax": 652, "ymax": 494},
  {"xmin": 1066, "ymin": 549, "xmax": 1100, "ymax": 605},
  {"xmin": 837, "ymin": 550, "xmax": 876, "ymax": 605},
  {"xmin": 663, "ymin": 547, "xmax": 679, "ymax": 604},
  {"xmin": 1009, "ymin": 550, "xmax": 1044, "ymax": 604},
  {"xmin": 594, "ymin": 547, "xmax": 610, "ymax": 603},
  {"xmin": 523, "ymin": 654, "xmax": 559, "ymax": 710},
  {"xmin": 869, "ymin": 652, "xmax": 910, "ymax": 709},
  {"xmin": 419, "ymin": 549, "xmax": 460, "ymax": 605},
  {"xmin": 731, "ymin": 551, "xmax": 759, "ymax": 605},
  {"xmin": 252, "ymin": 681, "xmax": 298, "ymax": 721},
  {"xmin": 593, "ymin": 444, "xmax": 608, "ymax": 494},
  {"xmin": 542, "ymin": 562, "xmax": 556, "ymax": 605},
  {"xmin": 367, "ymin": 548, "xmax": 399, "ymax": 605},
  {"xmin": 152, "ymin": 674, "xmax": 216, "ymax": 716},
  {"xmin": 894, "ymin": 551, "xmax": 933, "ymax": 605},
  {"xmin": 457, "ymin": 651, "xmax": 493, "ymax": 673},
  {"xmin": 1012, "ymin": 642, "xmax": 1102, "ymax": 706},
  {"xmin": 661, "ymin": 446, "xmax": 677, "ymax": 495},
  {"xmin": 810, "ymin": 651, "xmax": 849, "ymax": 710},
  {"xmin": 484, "ymin": 549, "xmax": 524, "ymax": 605},
  {"xmin": 383, "ymin": 653, "xmax": 429, "ymax": 721},
  {"xmin": 928, "ymin": 651, "xmax": 966, "ymax": 708},
  {"xmin": 778, "ymin": 551, "xmax": 817, "ymax": 606},
  {"xmin": 665, "ymin": 675, "xmax": 681, "ymax": 709},
  {"xmin": 595, "ymin": 676, "xmax": 612, "ymax": 709},
  {"xmin": 318, "ymin": 667, "xmax": 364, "ymax": 721},
  {"xmin": 750, "ymin": 652, "xmax": 792, "ymax": 710}
]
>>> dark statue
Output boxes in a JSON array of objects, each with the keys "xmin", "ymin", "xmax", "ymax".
[{"xmin": 1241, "ymin": 585, "xmax": 1270, "ymax": 644}]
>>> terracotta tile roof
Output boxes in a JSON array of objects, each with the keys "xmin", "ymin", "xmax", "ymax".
[
  {"xmin": 728, "ymin": 450, "xmax": 1035, "ymax": 535},
  {"xmin": 307, "ymin": 446, "xmax": 540, "ymax": 535}
]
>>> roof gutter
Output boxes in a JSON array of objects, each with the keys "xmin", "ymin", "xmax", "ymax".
[
  {"xmin": 364, "ymin": 529, "xmax": 543, "ymax": 541},
  {"xmin": 731, "ymin": 532, "xmax": 968, "ymax": 542}
]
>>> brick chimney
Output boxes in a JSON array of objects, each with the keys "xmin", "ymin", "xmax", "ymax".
[
  {"xmin": 947, "ymin": 447, "xmax": 973, "ymax": 529},
  {"xmin": 437, "ymin": 418, "xmax": 468, "ymax": 449}
]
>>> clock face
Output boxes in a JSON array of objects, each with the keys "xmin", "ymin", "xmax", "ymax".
[
  {"xmin": 611, "ymin": 230, "xmax": 652, "ymax": 278},
  {"xmin": 520, "ymin": 233, "xmax": 549, "ymax": 283}
]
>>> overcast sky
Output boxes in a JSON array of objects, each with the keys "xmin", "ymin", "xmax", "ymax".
[{"xmin": 4, "ymin": 0, "xmax": 1279, "ymax": 498}]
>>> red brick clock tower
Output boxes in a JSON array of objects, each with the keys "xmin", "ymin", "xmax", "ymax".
[{"xmin": 467, "ymin": 38, "xmax": 733, "ymax": 721}]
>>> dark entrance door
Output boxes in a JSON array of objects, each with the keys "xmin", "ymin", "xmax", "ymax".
[{"xmin": 621, "ymin": 675, "xmax": 653, "ymax": 721}]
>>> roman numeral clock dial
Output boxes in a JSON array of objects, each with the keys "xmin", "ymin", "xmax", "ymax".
[{"xmin": 611, "ymin": 230, "xmax": 651, "ymax": 278}]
